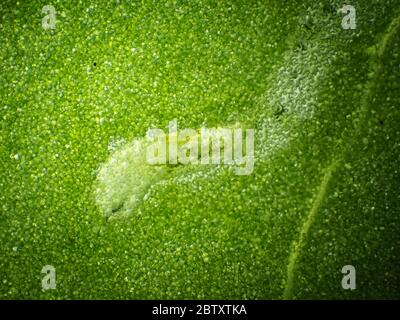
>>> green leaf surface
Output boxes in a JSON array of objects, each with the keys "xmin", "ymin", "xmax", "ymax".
[{"xmin": 0, "ymin": 0, "xmax": 399, "ymax": 299}]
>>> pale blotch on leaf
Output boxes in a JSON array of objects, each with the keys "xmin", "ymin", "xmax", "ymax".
[{"xmin": 94, "ymin": 138, "xmax": 168, "ymax": 219}]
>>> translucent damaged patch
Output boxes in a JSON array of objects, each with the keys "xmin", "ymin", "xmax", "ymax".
[
  {"xmin": 254, "ymin": 42, "xmax": 333, "ymax": 160},
  {"xmin": 94, "ymin": 126, "xmax": 249, "ymax": 218},
  {"xmin": 94, "ymin": 138, "xmax": 168, "ymax": 218},
  {"xmin": 268, "ymin": 42, "xmax": 333, "ymax": 120},
  {"xmin": 256, "ymin": 7, "xmax": 343, "ymax": 159},
  {"xmin": 267, "ymin": 5, "xmax": 342, "ymax": 121}
]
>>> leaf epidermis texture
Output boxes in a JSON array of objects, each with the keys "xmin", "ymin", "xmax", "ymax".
[{"xmin": 0, "ymin": 0, "xmax": 399, "ymax": 299}]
